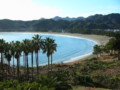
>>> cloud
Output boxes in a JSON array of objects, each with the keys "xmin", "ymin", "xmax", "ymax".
[{"xmin": 0, "ymin": 0, "xmax": 60, "ymax": 20}]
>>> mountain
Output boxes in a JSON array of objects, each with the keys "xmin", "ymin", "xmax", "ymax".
[
  {"xmin": 52, "ymin": 16, "xmax": 62, "ymax": 21},
  {"xmin": 52, "ymin": 16, "xmax": 84, "ymax": 21},
  {"xmin": 0, "ymin": 13, "xmax": 120, "ymax": 32}
]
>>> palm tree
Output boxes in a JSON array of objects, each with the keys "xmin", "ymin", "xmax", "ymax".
[
  {"xmin": 42, "ymin": 37, "xmax": 57, "ymax": 72},
  {"xmin": 32, "ymin": 34, "xmax": 42, "ymax": 75},
  {"xmin": 42, "ymin": 38, "xmax": 50, "ymax": 72},
  {"xmin": 14, "ymin": 41, "xmax": 22, "ymax": 80},
  {"xmin": 10, "ymin": 41, "xmax": 15, "ymax": 75},
  {"xmin": 49, "ymin": 39, "xmax": 57, "ymax": 71},
  {"xmin": 0, "ymin": 39, "xmax": 6, "ymax": 75},
  {"xmin": 4, "ymin": 42, "xmax": 12, "ymax": 74},
  {"xmin": 29, "ymin": 40, "xmax": 35, "ymax": 78},
  {"xmin": 22, "ymin": 39, "xmax": 30, "ymax": 79}
]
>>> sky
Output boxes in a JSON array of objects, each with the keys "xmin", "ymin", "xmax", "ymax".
[{"xmin": 0, "ymin": 0, "xmax": 119, "ymax": 20}]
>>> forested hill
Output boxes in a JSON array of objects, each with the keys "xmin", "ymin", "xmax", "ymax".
[{"xmin": 0, "ymin": 13, "xmax": 120, "ymax": 32}]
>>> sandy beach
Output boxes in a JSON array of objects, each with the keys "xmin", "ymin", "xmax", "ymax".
[{"xmin": 0, "ymin": 32, "xmax": 110, "ymax": 65}]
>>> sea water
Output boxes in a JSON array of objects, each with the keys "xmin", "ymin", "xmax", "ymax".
[{"xmin": 0, "ymin": 33, "xmax": 97, "ymax": 66}]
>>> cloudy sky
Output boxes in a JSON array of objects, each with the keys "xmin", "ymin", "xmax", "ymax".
[{"xmin": 0, "ymin": 0, "xmax": 119, "ymax": 20}]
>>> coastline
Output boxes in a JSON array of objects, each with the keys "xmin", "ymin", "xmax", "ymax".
[
  {"xmin": 1, "ymin": 31, "xmax": 109, "ymax": 45},
  {"xmin": 53, "ymin": 32, "xmax": 110, "ymax": 65},
  {"xmin": 30, "ymin": 32, "xmax": 110, "ymax": 65},
  {"xmin": 0, "ymin": 32, "xmax": 110, "ymax": 65}
]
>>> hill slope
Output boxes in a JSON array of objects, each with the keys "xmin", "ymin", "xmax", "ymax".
[{"xmin": 0, "ymin": 13, "xmax": 120, "ymax": 32}]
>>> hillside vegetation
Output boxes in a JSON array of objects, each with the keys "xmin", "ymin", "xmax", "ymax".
[
  {"xmin": 0, "ymin": 55, "xmax": 120, "ymax": 90},
  {"xmin": 0, "ymin": 13, "xmax": 120, "ymax": 32}
]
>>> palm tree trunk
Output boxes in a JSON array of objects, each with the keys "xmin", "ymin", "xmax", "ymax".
[
  {"xmin": 23, "ymin": 53, "xmax": 25, "ymax": 67},
  {"xmin": 31, "ymin": 52, "xmax": 33, "ymax": 78},
  {"xmin": 13, "ymin": 57, "xmax": 15, "ymax": 76},
  {"xmin": 1, "ymin": 53, "xmax": 3, "ymax": 72},
  {"xmin": 8, "ymin": 61, "xmax": 10, "ymax": 74},
  {"xmin": 23, "ymin": 54, "xmax": 26, "ymax": 75},
  {"xmin": 25, "ymin": 55, "xmax": 27, "ymax": 77},
  {"xmin": 51, "ymin": 54, "xmax": 52, "ymax": 72},
  {"xmin": 37, "ymin": 52, "xmax": 39, "ymax": 75},
  {"xmin": 36, "ymin": 52, "xmax": 39, "ymax": 75},
  {"xmin": 1, "ymin": 53, "xmax": 4, "ymax": 79},
  {"xmin": 48, "ymin": 56, "xmax": 50, "ymax": 72},
  {"xmin": 25, "ymin": 55, "xmax": 27, "ymax": 75},
  {"xmin": 26, "ymin": 55, "xmax": 29, "ymax": 79},
  {"xmin": 17, "ymin": 58, "xmax": 20, "ymax": 80}
]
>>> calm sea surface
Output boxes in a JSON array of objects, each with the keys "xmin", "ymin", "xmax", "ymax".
[{"xmin": 0, "ymin": 33, "xmax": 97, "ymax": 66}]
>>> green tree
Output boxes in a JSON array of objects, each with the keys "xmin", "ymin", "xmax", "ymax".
[
  {"xmin": 93, "ymin": 45, "xmax": 102, "ymax": 58},
  {"xmin": 14, "ymin": 41, "xmax": 22, "ymax": 80},
  {"xmin": 105, "ymin": 38, "xmax": 116, "ymax": 55},
  {"xmin": 29, "ymin": 40, "xmax": 35, "ymax": 78},
  {"xmin": 113, "ymin": 33, "xmax": 120, "ymax": 60},
  {"xmin": 105, "ymin": 37, "xmax": 120, "ymax": 60},
  {"xmin": 49, "ymin": 39, "xmax": 57, "ymax": 71},
  {"xmin": 22, "ymin": 39, "xmax": 31, "ymax": 79},
  {"xmin": 4, "ymin": 42, "xmax": 12, "ymax": 74},
  {"xmin": 0, "ymin": 39, "xmax": 6, "ymax": 77},
  {"xmin": 42, "ymin": 37, "xmax": 57, "ymax": 72},
  {"xmin": 10, "ymin": 41, "xmax": 16, "ymax": 76},
  {"xmin": 32, "ymin": 34, "xmax": 42, "ymax": 75}
]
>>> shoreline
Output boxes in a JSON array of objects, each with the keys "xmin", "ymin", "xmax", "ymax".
[
  {"xmin": 0, "ymin": 32, "xmax": 110, "ymax": 65},
  {"xmin": 0, "ymin": 31, "xmax": 109, "ymax": 44}
]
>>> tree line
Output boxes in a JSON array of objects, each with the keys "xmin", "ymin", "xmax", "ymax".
[
  {"xmin": 93, "ymin": 33, "xmax": 120, "ymax": 60},
  {"xmin": 0, "ymin": 34, "xmax": 57, "ymax": 80}
]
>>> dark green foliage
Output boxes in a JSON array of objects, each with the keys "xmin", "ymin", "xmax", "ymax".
[
  {"xmin": 74, "ymin": 60, "xmax": 120, "ymax": 89},
  {"xmin": 76, "ymin": 74, "xmax": 94, "ymax": 86},
  {"xmin": 105, "ymin": 36, "xmax": 120, "ymax": 60},
  {"xmin": 87, "ymin": 57, "xmax": 98, "ymax": 61},
  {"xmin": 0, "ymin": 76, "xmax": 72, "ymax": 90},
  {"xmin": 93, "ymin": 45, "xmax": 102, "ymax": 57},
  {"xmin": 47, "ymin": 70, "xmax": 72, "ymax": 90},
  {"xmin": 86, "ymin": 61, "xmax": 113, "ymax": 70}
]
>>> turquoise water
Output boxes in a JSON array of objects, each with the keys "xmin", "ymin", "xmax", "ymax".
[{"xmin": 0, "ymin": 33, "xmax": 97, "ymax": 66}]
